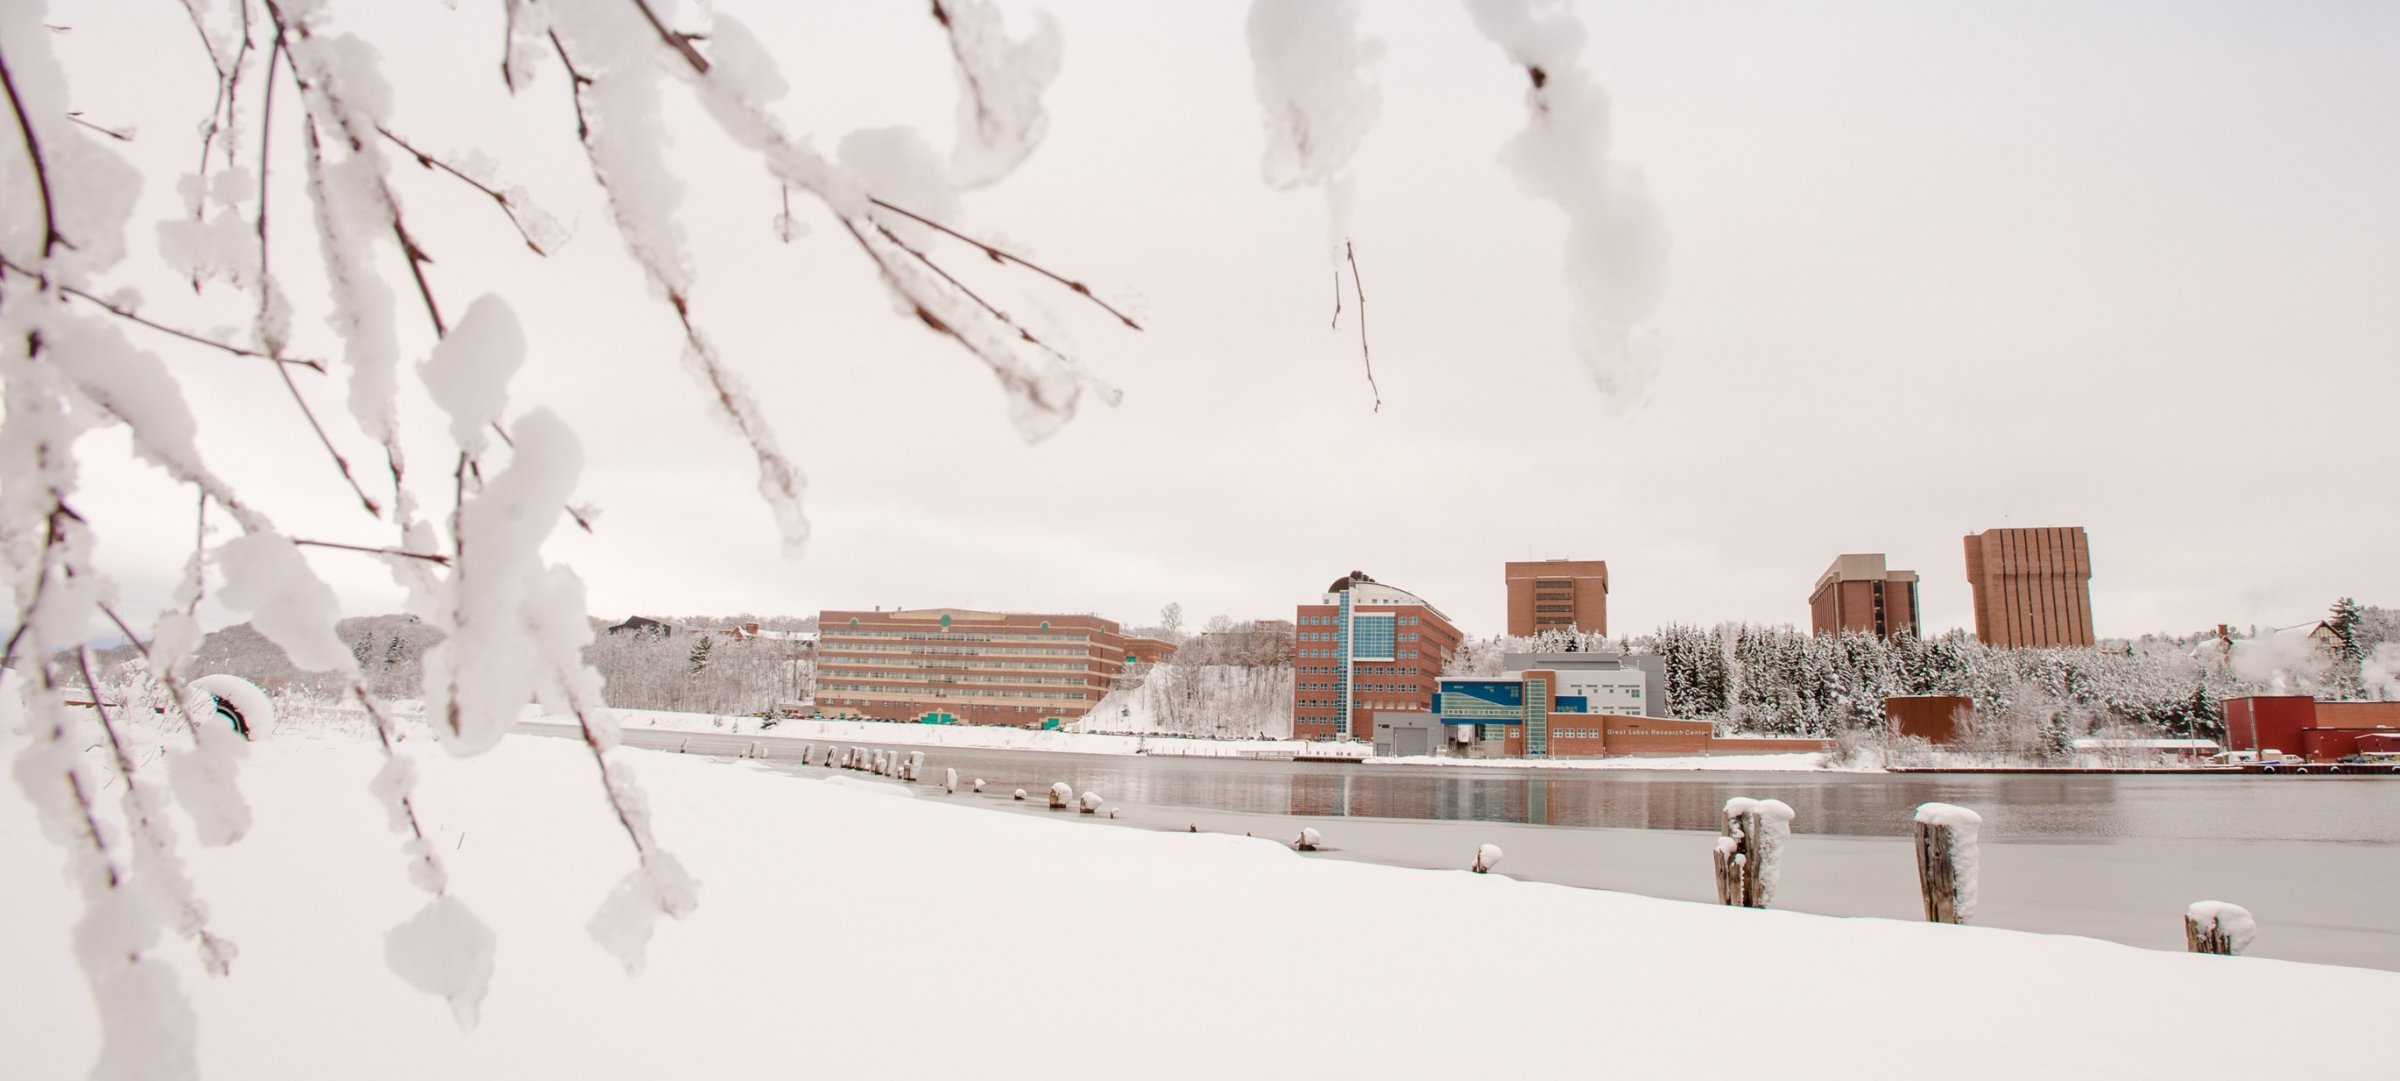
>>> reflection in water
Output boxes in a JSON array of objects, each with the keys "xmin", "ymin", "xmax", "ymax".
[{"xmin": 768, "ymin": 743, "xmax": 2400, "ymax": 844}]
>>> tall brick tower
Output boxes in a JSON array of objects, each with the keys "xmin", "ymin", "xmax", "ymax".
[
  {"xmin": 1963, "ymin": 527, "xmax": 2094, "ymax": 647},
  {"xmin": 1505, "ymin": 559, "xmax": 1609, "ymax": 637}
]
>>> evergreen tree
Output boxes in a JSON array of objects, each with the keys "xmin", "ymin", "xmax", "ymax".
[
  {"xmin": 2328, "ymin": 597, "xmax": 2364, "ymax": 661},
  {"xmin": 688, "ymin": 634, "xmax": 714, "ymax": 675}
]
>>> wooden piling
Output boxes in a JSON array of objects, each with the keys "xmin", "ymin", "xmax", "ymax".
[
  {"xmin": 1911, "ymin": 803, "xmax": 1981, "ymax": 925},
  {"xmin": 1713, "ymin": 798, "xmax": 1794, "ymax": 908},
  {"xmin": 2184, "ymin": 901, "xmax": 2255, "ymax": 956}
]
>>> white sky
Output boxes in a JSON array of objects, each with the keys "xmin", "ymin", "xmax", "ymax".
[{"xmin": 43, "ymin": 0, "xmax": 2400, "ymax": 644}]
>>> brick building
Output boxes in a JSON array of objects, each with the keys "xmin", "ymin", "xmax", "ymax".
[
  {"xmin": 2223, "ymin": 696, "xmax": 2400, "ymax": 763},
  {"xmin": 1963, "ymin": 526, "xmax": 2095, "ymax": 647},
  {"xmin": 1293, "ymin": 571, "xmax": 1462, "ymax": 741},
  {"xmin": 1505, "ymin": 558, "xmax": 1609, "ymax": 637},
  {"xmin": 814, "ymin": 608, "xmax": 1157, "ymax": 727},
  {"xmin": 1423, "ymin": 653, "xmax": 1826, "ymax": 759},
  {"xmin": 1809, "ymin": 554, "xmax": 1921, "ymax": 640}
]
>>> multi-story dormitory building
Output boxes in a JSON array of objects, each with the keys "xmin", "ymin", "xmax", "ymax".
[
  {"xmin": 1292, "ymin": 571, "xmax": 1463, "ymax": 741},
  {"xmin": 815, "ymin": 608, "xmax": 1174, "ymax": 728}
]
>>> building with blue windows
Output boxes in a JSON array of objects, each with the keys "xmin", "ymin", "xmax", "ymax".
[
  {"xmin": 1414, "ymin": 652, "xmax": 1691, "ymax": 759},
  {"xmin": 1292, "ymin": 570, "xmax": 1462, "ymax": 741}
]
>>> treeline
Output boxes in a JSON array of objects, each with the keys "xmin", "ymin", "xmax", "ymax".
[
  {"xmin": 86, "ymin": 614, "xmax": 817, "ymax": 718},
  {"xmin": 582, "ymin": 627, "xmax": 812, "ymax": 715},
  {"xmin": 1450, "ymin": 604, "xmax": 2396, "ymax": 759}
]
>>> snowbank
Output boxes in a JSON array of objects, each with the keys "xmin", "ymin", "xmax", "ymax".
[
  {"xmin": 7, "ymin": 733, "xmax": 2396, "ymax": 1079},
  {"xmin": 598, "ymin": 708, "xmax": 1349, "ymax": 760}
]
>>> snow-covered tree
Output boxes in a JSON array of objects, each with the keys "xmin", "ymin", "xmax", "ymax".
[{"xmin": 3, "ymin": 0, "xmax": 1687, "ymax": 1070}]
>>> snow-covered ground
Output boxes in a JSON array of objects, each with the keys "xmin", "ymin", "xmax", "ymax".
[
  {"xmin": 593, "ymin": 708, "xmax": 1844, "ymax": 770},
  {"xmin": 7, "ymin": 726, "xmax": 2396, "ymax": 1079},
  {"xmin": 598, "ymin": 709, "xmax": 1360, "ymax": 759}
]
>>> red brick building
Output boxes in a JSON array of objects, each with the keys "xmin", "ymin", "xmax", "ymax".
[
  {"xmin": 2225, "ymin": 696, "xmax": 2400, "ymax": 762},
  {"xmin": 815, "ymin": 608, "xmax": 1148, "ymax": 727},
  {"xmin": 1964, "ymin": 526, "xmax": 2095, "ymax": 648},
  {"xmin": 1505, "ymin": 558, "xmax": 1609, "ymax": 637},
  {"xmin": 1885, "ymin": 695, "xmax": 1975, "ymax": 743},
  {"xmin": 1810, "ymin": 554, "xmax": 1920, "ymax": 640},
  {"xmin": 1294, "ymin": 571, "xmax": 1461, "ymax": 741}
]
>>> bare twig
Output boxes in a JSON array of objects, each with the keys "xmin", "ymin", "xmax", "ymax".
[
  {"xmin": 290, "ymin": 537, "xmax": 450, "ymax": 565},
  {"xmin": 867, "ymin": 197, "xmax": 1143, "ymax": 330},
  {"xmin": 928, "ymin": 1, "xmax": 996, "ymax": 140},
  {"xmin": 274, "ymin": 360, "xmax": 382, "ymax": 517},
  {"xmin": 347, "ymin": 681, "xmax": 448, "ymax": 893},
  {"xmin": 66, "ymin": 771, "xmax": 122, "ymax": 890},
  {"xmin": 0, "ymin": 38, "xmax": 69, "ymax": 260},
  {"xmin": 74, "ymin": 647, "xmax": 138, "ymax": 781},
  {"xmin": 255, "ymin": 36, "xmax": 282, "ymax": 346},
  {"xmin": 1331, "ymin": 265, "xmax": 1343, "ymax": 329},
  {"xmin": 868, "ymin": 220, "xmax": 1078, "ymax": 368},
  {"xmin": 500, "ymin": 0, "xmax": 528, "ymax": 93},
  {"xmin": 0, "ymin": 255, "xmax": 323, "ymax": 369},
  {"xmin": 629, "ymin": 0, "xmax": 711, "ymax": 75},
  {"xmin": 391, "ymin": 217, "xmax": 446, "ymax": 337},
  {"xmin": 376, "ymin": 124, "xmax": 554, "ymax": 255},
  {"xmin": 186, "ymin": 490, "xmax": 206, "ymax": 616},
  {"xmin": 175, "ymin": 0, "xmax": 253, "ymax": 173},
  {"xmin": 547, "ymin": 30, "xmax": 593, "ymax": 140},
  {"xmin": 1346, "ymin": 239, "xmax": 1379, "ymax": 413},
  {"xmin": 63, "ymin": 112, "xmax": 130, "ymax": 141},
  {"xmin": 0, "ymin": 503, "xmax": 80, "ymax": 679}
]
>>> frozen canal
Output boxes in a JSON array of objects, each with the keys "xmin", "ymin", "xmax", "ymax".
[{"xmin": 576, "ymin": 727, "xmax": 2400, "ymax": 971}]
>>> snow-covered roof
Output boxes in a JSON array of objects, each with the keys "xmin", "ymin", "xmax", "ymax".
[{"xmin": 1321, "ymin": 570, "xmax": 1450, "ymax": 619}]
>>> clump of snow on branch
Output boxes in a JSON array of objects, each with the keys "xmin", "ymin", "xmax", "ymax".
[
  {"xmin": 215, "ymin": 534, "xmax": 354, "ymax": 673},
  {"xmin": 167, "ymin": 714, "xmax": 254, "ymax": 847},
  {"xmin": 589, "ymin": 848, "xmax": 699, "ymax": 974},
  {"xmin": 418, "ymin": 409, "xmax": 578, "ymax": 756},
  {"xmin": 933, "ymin": 0, "xmax": 1063, "ymax": 188},
  {"xmin": 384, "ymin": 895, "xmax": 498, "ymax": 1028},
  {"xmin": 1464, "ymin": 0, "xmax": 1670, "ymax": 409},
  {"xmin": 1246, "ymin": 0, "xmax": 1381, "ymax": 244},
  {"xmin": 418, "ymin": 295, "xmax": 525, "ymax": 457}
]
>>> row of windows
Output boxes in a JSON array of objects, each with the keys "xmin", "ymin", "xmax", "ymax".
[
  {"xmin": 1534, "ymin": 604, "xmax": 1574, "ymax": 613},
  {"xmin": 1300, "ymin": 613, "xmax": 1429, "ymax": 626},
  {"xmin": 825, "ymin": 643, "xmax": 1097, "ymax": 658},
  {"xmin": 1555, "ymin": 728, "xmax": 1603, "ymax": 740},
  {"xmin": 818, "ymin": 683, "xmax": 1090, "ymax": 701},
  {"xmin": 818, "ymin": 699, "xmax": 1063, "ymax": 715},
  {"xmin": 828, "ymin": 629, "xmax": 1094, "ymax": 643},
  {"xmin": 821, "ymin": 660, "xmax": 1091, "ymax": 674},
  {"xmin": 891, "ymin": 674, "xmax": 1093, "ymax": 687}
]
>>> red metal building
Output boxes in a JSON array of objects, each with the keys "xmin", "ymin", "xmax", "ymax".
[{"xmin": 2223, "ymin": 696, "xmax": 2400, "ymax": 762}]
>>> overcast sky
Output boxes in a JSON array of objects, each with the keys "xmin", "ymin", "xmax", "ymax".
[{"xmin": 51, "ymin": 0, "xmax": 2400, "ymax": 645}]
